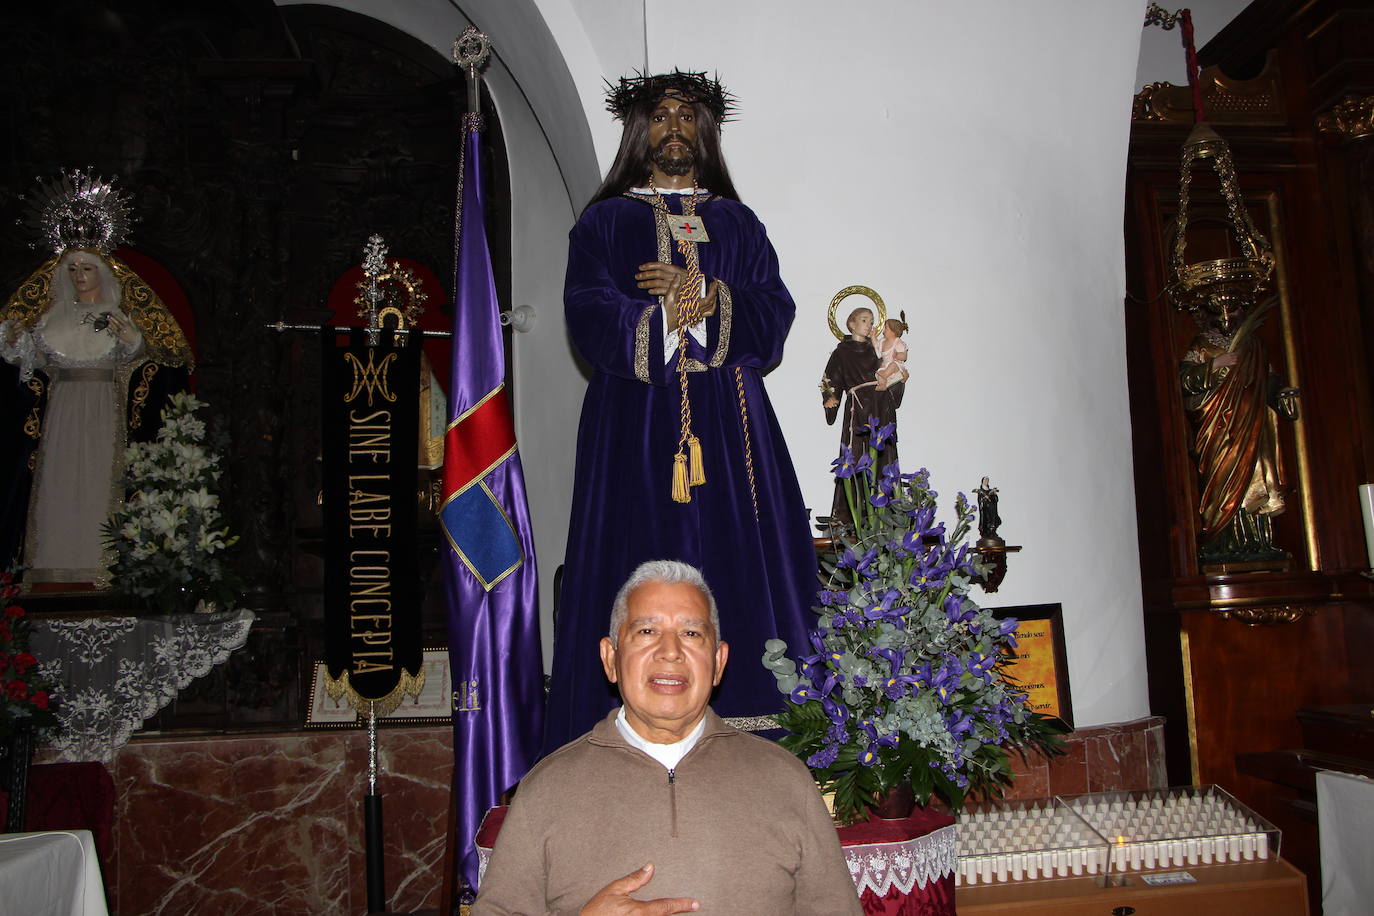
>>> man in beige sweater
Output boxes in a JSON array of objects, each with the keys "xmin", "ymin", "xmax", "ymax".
[{"xmin": 474, "ymin": 560, "xmax": 861, "ymax": 915}]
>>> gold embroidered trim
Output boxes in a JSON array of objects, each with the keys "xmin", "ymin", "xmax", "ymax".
[
  {"xmin": 710, "ymin": 283, "xmax": 732, "ymax": 367},
  {"xmin": 722, "ymin": 714, "xmax": 780, "ymax": 733},
  {"xmin": 129, "ymin": 362, "xmax": 158, "ymax": 430},
  {"xmin": 2, "ymin": 253, "xmax": 195, "ymax": 371},
  {"xmin": 653, "ymin": 200, "xmax": 673, "ymax": 264},
  {"xmin": 23, "ymin": 377, "xmax": 44, "ymax": 441},
  {"xmin": 634, "ymin": 305, "xmax": 655, "ymax": 382}
]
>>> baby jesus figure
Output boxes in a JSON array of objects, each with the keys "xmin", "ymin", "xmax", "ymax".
[{"xmin": 873, "ymin": 314, "xmax": 909, "ymax": 391}]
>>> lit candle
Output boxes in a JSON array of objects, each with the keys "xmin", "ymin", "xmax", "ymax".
[{"xmin": 1361, "ymin": 484, "xmax": 1374, "ymax": 569}]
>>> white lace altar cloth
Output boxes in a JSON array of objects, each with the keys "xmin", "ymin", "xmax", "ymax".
[
  {"xmin": 29, "ymin": 609, "xmax": 255, "ymax": 763},
  {"xmin": 844, "ymin": 822, "xmax": 957, "ymax": 897}
]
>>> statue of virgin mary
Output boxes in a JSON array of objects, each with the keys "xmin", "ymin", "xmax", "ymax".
[{"xmin": 0, "ymin": 171, "xmax": 193, "ymax": 586}]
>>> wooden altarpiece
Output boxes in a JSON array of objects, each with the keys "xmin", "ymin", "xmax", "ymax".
[{"xmin": 1123, "ymin": 0, "xmax": 1374, "ymax": 902}]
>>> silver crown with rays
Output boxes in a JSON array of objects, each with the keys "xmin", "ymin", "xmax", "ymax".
[{"xmin": 19, "ymin": 168, "xmax": 136, "ymax": 255}]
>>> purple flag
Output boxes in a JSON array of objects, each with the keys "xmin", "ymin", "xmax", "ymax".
[{"xmin": 442, "ymin": 113, "xmax": 543, "ymax": 890}]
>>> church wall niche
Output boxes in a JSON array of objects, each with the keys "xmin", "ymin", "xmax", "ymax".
[{"xmin": 0, "ymin": 0, "xmax": 511, "ymax": 733}]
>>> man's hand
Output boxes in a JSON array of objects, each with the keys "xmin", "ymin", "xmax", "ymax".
[
  {"xmin": 636, "ymin": 262, "xmax": 718, "ymax": 331},
  {"xmin": 579, "ymin": 863, "xmax": 699, "ymax": 915},
  {"xmin": 635, "ymin": 261, "xmax": 686, "ymax": 298}
]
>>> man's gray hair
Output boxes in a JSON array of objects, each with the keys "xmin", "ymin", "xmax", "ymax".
[{"xmin": 608, "ymin": 559, "xmax": 720, "ymax": 646}]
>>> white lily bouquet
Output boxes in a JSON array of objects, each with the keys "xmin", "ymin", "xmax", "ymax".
[{"xmin": 104, "ymin": 392, "xmax": 240, "ymax": 612}]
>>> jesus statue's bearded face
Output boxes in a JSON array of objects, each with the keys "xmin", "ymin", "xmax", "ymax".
[{"xmin": 647, "ymin": 94, "xmax": 699, "ymax": 178}]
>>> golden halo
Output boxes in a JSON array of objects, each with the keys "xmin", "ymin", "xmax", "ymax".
[
  {"xmin": 354, "ymin": 265, "xmax": 428, "ymax": 329},
  {"xmin": 827, "ymin": 285, "xmax": 886, "ymax": 340}
]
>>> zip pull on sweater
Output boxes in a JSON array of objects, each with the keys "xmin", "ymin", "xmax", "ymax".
[{"xmin": 667, "ymin": 768, "xmax": 678, "ymax": 837}]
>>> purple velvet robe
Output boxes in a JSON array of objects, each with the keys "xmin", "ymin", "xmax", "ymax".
[{"xmin": 544, "ymin": 192, "xmax": 818, "ymax": 750}]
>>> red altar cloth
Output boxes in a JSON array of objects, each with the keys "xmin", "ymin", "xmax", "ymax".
[
  {"xmin": 837, "ymin": 808, "xmax": 957, "ymax": 916},
  {"xmin": 474, "ymin": 804, "xmax": 956, "ymax": 914}
]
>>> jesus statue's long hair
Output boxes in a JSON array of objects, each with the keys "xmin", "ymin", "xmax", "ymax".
[{"xmin": 587, "ymin": 99, "xmax": 740, "ymax": 208}]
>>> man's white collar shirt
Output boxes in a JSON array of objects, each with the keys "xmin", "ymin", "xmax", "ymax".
[{"xmin": 615, "ymin": 706, "xmax": 706, "ymax": 771}]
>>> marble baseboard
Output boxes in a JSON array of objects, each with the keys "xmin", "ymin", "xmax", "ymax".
[
  {"xmin": 108, "ymin": 727, "xmax": 452, "ymax": 915},
  {"xmin": 101, "ymin": 716, "xmax": 1166, "ymax": 914},
  {"xmin": 1002, "ymin": 715, "xmax": 1167, "ymax": 799}
]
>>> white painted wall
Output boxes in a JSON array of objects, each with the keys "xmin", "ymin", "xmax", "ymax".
[
  {"xmin": 638, "ymin": 0, "xmax": 1151, "ymax": 728},
  {"xmin": 287, "ymin": 0, "xmax": 1159, "ymax": 728}
]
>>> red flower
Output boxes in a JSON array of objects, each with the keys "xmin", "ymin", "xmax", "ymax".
[
  {"xmin": 0, "ymin": 654, "xmax": 9, "ymax": 674},
  {"xmin": 12, "ymin": 653, "xmax": 35, "ymax": 674},
  {"xmin": 31, "ymin": 690, "xmax": 49, "ymax": 710},
  {"xmin": 5, "ymin": 679, "xmax": 28, "ymax": 701},
  {"xmin": 4, "ymin": 603, "xmax": 24, "ymax": 619},
  {"xmin": 0, "ymin": 620, "xmax": 9, "ymax": 642}
]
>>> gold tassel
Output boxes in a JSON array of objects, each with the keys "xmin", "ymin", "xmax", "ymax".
[
  {"xmin": 687, "ymin": 436, "xmax": 705, "ymax": 486},
  {"xmin": 672, "ymin": 452, "xmax": 691, "ymax": 503}
]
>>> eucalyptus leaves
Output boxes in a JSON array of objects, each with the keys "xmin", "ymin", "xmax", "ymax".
[
  {"xmin": 764, "ymin": 420, "xmax": 1061, "ymax": 822},
  {"xmin": 104, "ymin": 392, "xmax": 240, "ymax": 612}
]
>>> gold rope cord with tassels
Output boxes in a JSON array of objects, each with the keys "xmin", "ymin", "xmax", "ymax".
[
  {"xmin": 733, "ymin": 366, "xmax": 758, "ymax": 519},
  {"xmin": 655, "ymin": 191, "xmax": 759, "ymax": 514},
  {"xmin": 668, "ymin": 193, "xmax": 707, "ymax": 503}
]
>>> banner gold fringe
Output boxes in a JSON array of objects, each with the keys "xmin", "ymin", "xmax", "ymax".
[{"xmin": 323, "ymin": 666, "xmax": 427, "ymax": 719}]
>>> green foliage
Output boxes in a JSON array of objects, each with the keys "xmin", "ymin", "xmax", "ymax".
[{"xmin": 763, "ymin": 429, "xmax": 1065, "ymax": 823}]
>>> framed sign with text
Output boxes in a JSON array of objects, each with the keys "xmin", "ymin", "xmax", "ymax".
[
  {"xmin": 990, "ymin": 603, "xmax": 1073, "ymax": 729},
  {"xmin": 306, "ymin": 648, "xmax": 453, "ymax": 728}
]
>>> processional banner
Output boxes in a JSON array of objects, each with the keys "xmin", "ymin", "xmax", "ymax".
[
  {"xmin": 320, "ymin": 327, "xmax": 425, "ymax": 713},
  {"xmin": 443, "ymin": 111, "xmax": 544, "ymax": 890}
]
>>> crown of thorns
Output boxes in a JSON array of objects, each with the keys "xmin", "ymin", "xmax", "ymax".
[{"xmin": 605, "ymin": 70, "xmax": 735, "ymax": 124}]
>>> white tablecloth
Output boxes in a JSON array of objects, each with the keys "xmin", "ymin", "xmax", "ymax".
[{"xmin": 0, "ymin": 830, "xmax": 108, "ymax": 916}]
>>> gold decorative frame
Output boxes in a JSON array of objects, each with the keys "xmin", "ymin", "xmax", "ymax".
[
  {"xmin": 990, "ymin": 603, "xmax": 1073, "ymax": 729},
  {"xmin": 306, "ymin": 648, "xmax": 453, "ymax": 728}
]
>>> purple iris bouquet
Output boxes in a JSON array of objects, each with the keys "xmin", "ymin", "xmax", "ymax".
[{"xmin": 763, "ymin": 420, "xmax": 1063, "ymax": 822}]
